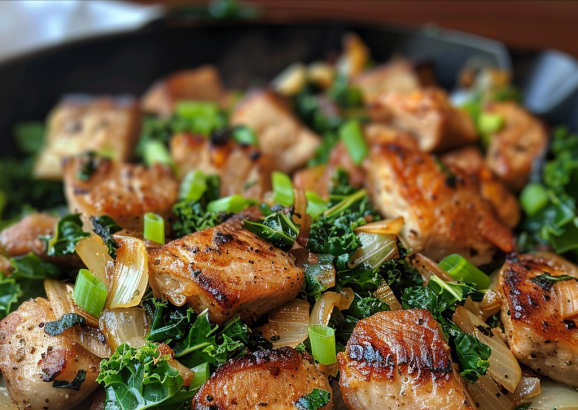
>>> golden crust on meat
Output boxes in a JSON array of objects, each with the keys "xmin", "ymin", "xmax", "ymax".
[
  {"xmin": 374, "ymin": 87, "xmax": 478, "ymax": 153},
  {"xmin": 148, "ymin": 224, "xmax": 305, "ymax": 325},
  {"xmin": 230, "ymin": 90, "xmax": 321, "ymax": 173},
  {"xmin": 34, "ymin": 95, "xmax": 140, "ymax": 180},
  {"xmin": 364, "ymin": 142, "xmax": 514, "ymax": 265},
  {"xmin": 63, "ymin": 156, "xmax": 178, "ymax": 230},
  {"xmin": 485, "ymin": 102, "xmax": 548, "ymax": 191},
  {"xmin": 338, "ymin": 310, "xmax": 474, "ymax": 410},
  {"xmin": 170, "ymin": 133, "xmax": 274, "ymax": 200},
  {"xmin": 498, "ymin": 253, "xmax": 578, "ymax": 387},
  {"xmin": 442, "ymin": 146, "xmax": 521, "ymax": 229},
  {"xmin": 0, "ymin": 213, "xmax": 56, "ymax": 257},
  {"xmin": 193, "ymin": 347, "xmax": 332, "ymax": 410},
  {"xmin": 0, "ymin": 298, "xmax": 101, "ymax": 410}
]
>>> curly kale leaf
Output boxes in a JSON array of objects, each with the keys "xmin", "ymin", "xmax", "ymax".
[
  {"xmin": 42, "ymin": 213, "xmax": 89, "ymax": 257},
  {"xmin": 243, "ymin": 206, "xmax": 299, "ymax": 251},
  {"xmin": 0, "ymin": 274, "xmax": 20, "ymax": 320},
  {"xmin": 97, "ymin": 342, "xmax": 193, "ymax": 410},
  {"xmin": 295, "ymin": 388, "xmax": 332, "ymax": 410}
]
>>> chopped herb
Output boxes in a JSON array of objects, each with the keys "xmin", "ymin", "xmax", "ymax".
[
  {"xmin": 52, "ymin": 369, "xmax": 86, "ymax": 391},
  {"xmin": 295, "ymin": 388, "xmax": 331, "ymax": 410},
  {"xmin": 44, "ymin": 313, "xmax": 87, "ymax": 336},
  {"xmin": 43, "ymin": 213, "xmax": 89, "ymax": 257},
  {"xmin": 75, "ymin": 151, "xmax": 99, "ymax": 181},
  {"xmin": 530, "ymin": 273, "xmax": 578, "ymax": 292},
  {"xmin": 91, "ymin": 215, "xmax": 121, "ymax": 258},
  {"xmin": 243, "ymin": 206, "xmax": 299, "ymax": 251}
]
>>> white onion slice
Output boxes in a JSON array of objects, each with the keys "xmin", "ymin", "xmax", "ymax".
[
  {"xmin": 453, "ymin": 306, "xmax": 522, "ymax": 393},
  {"xmin": 348, "ymin": 232, "xmax": 398, "ymax": 269},
  {"xmin": 554, "ymin": 279, "xmax": 578, "ymax": 320},
  {"xmin": 64, "ymin": 323, "xmax": 112, "ymax": 359},
  {"xmin": 466, "ymin": 375, "xmax": 516, "ymax": 410},
  {"xmin": 411, "ymin": 253, "xmax": 452, "ymax": 282},
  {"xmin": 310, "ymin": 289, "xmax": 354, "ymax": 326},
  {"xmin": 258, "ymin": 299, "xmax": 310, "ymax": 348},
  {"xmin": 524, "ymin": 377, "xmax": 578, "ymax": 409},
  {"xmin": 464, "ymin": 289, "xmax": 502, "ymax": 321},
  {"xmin": 75, "ymin": 234, "xmax": 112, "ymax": 287},
  {"xmin": 0, "ymin": 377, "xmax": 17, "ymax": 410},
  {"xmin": 374, "ymin": 283, "xmax": 402, "ymax": 311},
  {"xmin": 44, "ymin": 279, "xmax": 99, "ymax": 327},
  {"xmin": 108, "ymin": 236, "xmax": 149, "ymax": 309},
  {"xmin": 99, "ymin": 307, "xmax": 148, "ymax": 351}
]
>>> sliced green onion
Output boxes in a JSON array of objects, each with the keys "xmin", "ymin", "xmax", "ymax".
[
  {"xmin": 520, "ymin": 183, "xmax": 549, "ymax": 216},
  {"xmin": 324, "ymin": 188, "xmax": 367, "ymax": 217},
  {"xmin": 143, "ymin": 140, "xmax": 173, "ymax": 168},
  {"xmin": 232, "ymin": 126, "xmax": 259, "ymax": 146},
  {"xmin": 308, "ymin": 324, "xmax": 336, "ymax": 365},
  {"xmin": 191, "ymin": 362, "xmax": 210, "ymax": 390},
  {"xmin": 478, "ymin": 113, "xmax": 505, "ymax": 135},
  {"xmin": 339, "ymin": 119, "xmax": 368, "ymax": 166},
  {"xmin": 179, "ymin": 170, "xmax": 208, "ymax": 202},
  {"xmin": 207, "ymin": 194, "xmax": 252, "ymax": 213},
  {"xmin": 272, "ymin": 171, "xmax": 294, "ymax": 207},
  {"xmin": 305, "ymin": 191, "xmax": 328, "ymax": 218},
  {"xmin": 144, "ymin": 213, "xmax": 165, "ymax": 244},
  {"xmin": 439, "ymin": 254, "xmax": 490, "ymax": 289},
  {"xmin": 176, "ymin": 101, "xmax": 219, "ymax": 119},
  {"xmin": 73, "ymin": 269, "xmax": 107, "ymax": 317}
]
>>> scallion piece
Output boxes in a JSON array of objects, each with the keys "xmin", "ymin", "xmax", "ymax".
[
  {"xmin": 520, "ymin": 183, "xmax": 549, "ymax": 216},
  {"xmin": 207, "ymin": 194, "xmax": 250, "ymax": 213},
  {"xmin": 179, "ymin": 170, "xmax": 207, "ymax": 202},
  {"xmin": 191, "ymin": 362, "xmax": 210, "ymax": 390},
  {"xmin": 176, "ymin": 101, "xmax": 219, "ymax": 119},
  {"xmin": 308, "ymin": 324, "xmax": 336, "ymax": 365},
  {"xmin": 143, "ymin": 140, "xmax": 173, "ymax": 168},
  {"xmin": 73, "ymin": 269, "xmax": 107, "ymax": 317},
  {"xmin": 233, "ymin": 126, "xmax": 259, "ymax": 146},
  {"xmin": 272, "ymin": 171, "xmax": 294, "ymax": 207},
  {"xmin": 144, "ymin": 213, "xmax": 165, "ymax": 244},
  {"xmin": 305, "ymin": 191, "xmax": 328, "ymax": 218},
  {"xmin": 478, "ymin": 113, "xmax": 505, "ymax": 135},
  {"xmin": 438, "ymin": 254, "xmax": 490, "ymax": 289},
  {"xmin": 339, "ymin": 119, "xmax": 368, "ymax": 166},
  {"xmin": 324, "ymin": 188, "xmax": 367, "ymax": 217}
]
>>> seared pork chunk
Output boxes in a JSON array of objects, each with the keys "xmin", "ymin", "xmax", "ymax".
[
  {"xmin": 375, "ymin": 87, "xmax": 478, "ymax": 153},
  {"xmin": 230, "ymin": 90, "xmax": 321, "ymax": 173},
  {"xmin": 193, "ymin": 347, "xmax": 333, "ymax": 410},
  {"xmin": 0, "ymin": 213, "xmax": 56, "ymax": 257},
  {"xmin": 338, "ymin": 310, "xmax": 474, "ymax": 410},
  {"xmin": 170, "ymin": 133, "xmax": 274, "ymax": 200},
  {"xmin": 485, "ymin": 102, "xmax": 548, "ymax": 191},
  {"xmin": 353, "ymin": 60, "xmax": 435, "ymax": 105},
  {"xmin": 442, "ymin": 146, "xmax": 521, "ymax": 229},
  {"xmin": 34, "ymin": 95, "xmax": 140, "ymax": 180},
  {"xmin": 63, "ymin": 156, "xmax": 178, "ymax": 230},
  {"xmin": 498, "ymin": 253, "xmax": 578, "ymax": 387},
  {"xmin": 148, "ymin": 224, "xmax": 305, "ymax": 325},
  {"xmin": 364, "ymin": 142, "xmax": 514, "ymax": 265},
  {"xmin": 0, "ymin": 298, "xmax": 101, "ymax": 410},
  {"xmin": 142, "ymin": 65, "xmax": 225, "ymax": 117}
]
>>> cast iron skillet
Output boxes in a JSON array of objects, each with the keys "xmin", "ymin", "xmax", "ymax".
[{"xmin": 0, "ymin": 18, "xmax": 531, "ymax": 158}]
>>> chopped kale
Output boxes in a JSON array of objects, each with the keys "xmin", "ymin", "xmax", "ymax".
[
  {"xmin": 244, "ymin": 206, "xmax": 299, "ymax": 251},
  {"xmin": 91, "ymin": 215, "xmax": 122, "ymax": 258},
  {"xmin": 43, "ymin": 213, "xmax": 89, "ymax": 257},
  {"xmin": 530, "ymin": 273, "xmax": 578, "ymax": 292},
  {"xmin": 295, "ymin": 388, "xmax": 331, "ymax": 410},
  {"xmin": 44, "ymin": 313, "xmax": 87, "ymax": 336}
]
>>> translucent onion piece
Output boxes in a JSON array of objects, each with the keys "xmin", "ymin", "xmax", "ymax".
[
  {"xmin": 271, "ymin": 62, "xmax": 307, "ymax": 96},
  {"xmin": 0, "ymin": 377, "xmax": 17, "ymax": 409},
  {"xmin": 348, "ymin": 232, "xmax": 398, "ymax": 269},
  {"xmin": 44, "ymin": 279, "xmax": 99, "ymax": 327},
  {"xmin": 64, "ymin": 323, "xmax": 112, "ymax": 359},
  {"xmin": 99, "ymin": 307, "xmax": 149, "ymax": 351},
  {"xmin": 374, "ymin": 283, "xmax": 402, "ymax": 311},
  {"xmin": 524, "ymin": 377, "xmax": 578, "ymax": 410},
  {"xmin": 293, "ymin": 189, "xmax": 307, "ymax": 225},
  {"xmin": 535, "ymin": 251, "xmax": 578, "ymax": 277},
  {"xmin": 464, "ymin": 289, "xmax": 502, "ymax": 321},
  {"xmin": 310, "ymin": 289, "xmax": 354, "ymax": 326},
  {"xmin": 108, "ymin": 236, "xmax": 149, "ymax": 309},
  {"xmin": 554, "ymin": 279, "xmax": 578, "ymax": 320},
  {"xmin": 411, "ymin": 253, "xmax": 452, "ymax": 282},
  {"xmin": 453, "ymin": 306, "xmax": 522, "ymax": 393},
  {"xmin": 258, "ymin": 299, "xmax": 310, "ymax": 348},
  {"xmin": 354, "ymin": 216, "xmax": 404, "ymax": 235},
  {"xmin": 75, "ymin": 234, "xmax": 113, "ymax": 287},
  {"xmin": 513, "ymin": 376, "xmax": 541, "ymax": 401},
  {"xmin": 466, "ymin": 375, "xmax": 516, "ymax": 410}
]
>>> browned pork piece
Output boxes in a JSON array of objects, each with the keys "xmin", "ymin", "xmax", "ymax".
[
  {"xmin": 63, "ymin": 155, "xmax": 178, "ymax": 230},
  {"xmin": 34, "ymin": 95, "xmax": 140, "ymax": 180},
  {"xmin": 485, "ymin": 102, "xmax": 548, "ymax": 191},
  {"xmin": 364, "ymin": 142, "xmax": 514, "ymax": 265},
  {"xmin": 170, "ymin": 132, "xmax": 274, "ymax": 200},
  {"xmin": 193, "ymin": 347, "xmax": 333, "ymax": 410},
  {"xmin": 442, "ymin": 146, "xmax": 521, "ymax": 229},
  {"xmin": 148, "ymin": 224, "xmax": 305, "ymax": 325},
  {"xmin": 375, "ymin": 87, "xmax": 478, "ymax": 152},
  {"xmin": 230, "ymin": 90, "xmax": 321, "ymax": 173},
  {"xmin": 0, "ymin": 213, "xmax": 57, "ymax": 257},
  {"xmin": 338, "ymin": 310, "xmax": 474, "ymax": 410},
  {"xmin": 0, "ymin": 298, "xmax": 101, "ymax": 410},
  {"xmin": 141, "ymin": 65, "xmax": 226, "ymax": 117},
  {"xmin": 352, "ymin": 59, "xmax": 436, "ymax": 105},
  {"xmin": 498, "ymin": 253, "xmax": 578, "ymax": 387}
]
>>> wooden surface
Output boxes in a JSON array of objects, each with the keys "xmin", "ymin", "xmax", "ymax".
[{"xmin": 134, "ymin": 0, "xmax": 578, "ymax": 57}]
